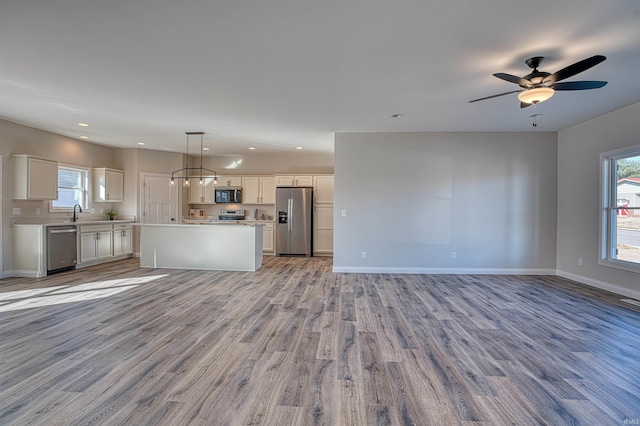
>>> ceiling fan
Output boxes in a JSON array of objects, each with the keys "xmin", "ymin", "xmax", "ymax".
[{"xmin": 469, "ymin": 55, "xmax": 607, "ymax": 108}]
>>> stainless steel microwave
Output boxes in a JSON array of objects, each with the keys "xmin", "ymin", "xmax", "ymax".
[{"xmin": 215, "ymin": 187, "xmax": 242, "ymax": 203}]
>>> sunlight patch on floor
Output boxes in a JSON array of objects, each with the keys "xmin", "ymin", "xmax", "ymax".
[{"xmin": 0, "ymin": 275, "xmax": 168, "ymax": 312}]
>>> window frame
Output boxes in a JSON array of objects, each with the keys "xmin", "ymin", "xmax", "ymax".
[
  {"xmin": 49, "ymin": 164, "xmax": 91, "ymax": 212},
  {"xmin": 599, "ymin": 144, "xmax": 640, "ymax": 273}
]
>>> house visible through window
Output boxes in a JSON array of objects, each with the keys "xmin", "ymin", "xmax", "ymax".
[
  {"xmin": 51, "ymin": 165, "xmax": 89, "ymax": 210},
  {"xmin": 601, "ymin": 145, "xmax": 640, "ymax": 272}
]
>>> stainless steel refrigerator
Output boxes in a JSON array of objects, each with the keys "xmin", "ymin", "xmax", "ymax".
[{"xmin": 276, "ymin": 187, "xmax": 313, "ymax": 256}]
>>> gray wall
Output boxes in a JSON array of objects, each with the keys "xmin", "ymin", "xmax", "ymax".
[
  {"xmin": 333, "ymin": 132, "xmax": 558, "ymax": 273},
  {"xmin": 201, "ymin": 152, "xmax": 334, "ymax": 175},
  {"xmin": 557, "ymin": 102, "xmax": 640, "ymax": 299},
  {"xmin": 1, "ymin": 119, "xmax": 119, "ymax": 275}
]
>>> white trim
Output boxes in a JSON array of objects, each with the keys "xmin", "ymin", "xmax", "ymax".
[
  {"xmin": 139, "ymin": 172, "xmax": 180, "ymax": 224},
  {"xmin": 332, "ymin": 266, "xmax": 556, "ymax": 275},
  {"xmin": 8, "ymin": 270, "xmax": 46, "ymax": 278},
  {"xmin": 556, "ymin": 269, "xmax": 640, "ymax": 300},
  {"xmin": 332, "ymin": 265, "xmax": 640, "ymax": 299},
  {"xmin": 50, "ymin": 163, "xmax": 91, "ymax": 211},
  {"xmin": 599, "ymin": 144, "xmax": 640, "ymax": 273}
]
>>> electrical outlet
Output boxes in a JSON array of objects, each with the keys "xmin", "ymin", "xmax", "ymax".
[
  {"xmin": 452, "ymin": 251, "xmax": 457, "ymax": 259},
  {"xmin": 361, "ymin": 251, "xmax": 367, "ymax": 259},
  {"xmin": 12, "ymin": 208, "xmax": 21, "ymax": 215},
  {"xmin": 342, "ymin": 210, "xmax": 347, "ymax": 217},
  {"xmin": 35, "ymin": 208, "xmax": 41, "ymax": 215},
  {"xmin": 578, "ymin": 258, "xmax": 583, "ymax": 266}
]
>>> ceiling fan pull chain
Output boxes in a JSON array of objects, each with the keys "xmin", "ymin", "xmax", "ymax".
[{"xmin": 530, "ymin": 104, "xmax": 542, "ymax": 127}]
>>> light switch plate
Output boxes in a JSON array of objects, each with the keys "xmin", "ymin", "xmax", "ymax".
[{"xmin": 12, "ymin": 208, "xmax": 21, "ymax": 215}]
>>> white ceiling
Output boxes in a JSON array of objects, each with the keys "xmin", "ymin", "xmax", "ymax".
[{"xmin": 1, "ymin": 0, "xmax": 639, "ymax": 156}]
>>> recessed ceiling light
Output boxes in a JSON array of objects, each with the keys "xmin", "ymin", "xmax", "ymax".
[
  {"xmin": 296, "ymin": 146, "xmax": 303, "ymax": 150},
  {"xmin": 390, "ymin": 114, "xmax": 403, "ymax": 119},
  {"xmin": 203, "ymin": 147, "xmax": 210, "ymax": 151},
  {"xmin": 79, "ymin": 135, "xmax": 89, "ymax": 139},
  {"xmin": 78, "ymin": 123, "xmax": 89, "ymax": 127},
  {"xmin": 248, "ymin": 147, "xmax": 256, "ymax": 150},
  {"xmin": 137, "ymin": 142, "xmax": 146, "ymax": 146}
]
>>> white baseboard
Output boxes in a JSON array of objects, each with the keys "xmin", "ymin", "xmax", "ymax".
[
  {"xmin": 556, "ymin": 269, "xmax": 640, "ymax": 300},
  {"xmin": 7, "ymin": 270, "xmax": 45, "ymax": 278},
  {"xmin": 332, "ymin": 266, "xmax": 556, "ymax": 275}
]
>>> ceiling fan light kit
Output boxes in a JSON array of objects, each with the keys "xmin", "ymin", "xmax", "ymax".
[
  {"xmin": 517, "ymin": 87, "xmax": 555, "ymax": 105},
  {"xmin": 469, "ymin": 55, "xmax": 607, "ymax": 125}
]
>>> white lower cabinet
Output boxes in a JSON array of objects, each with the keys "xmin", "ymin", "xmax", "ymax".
[
  {"xmin": 313, "ymin": 205, "xmax": 334, "ymax": 255},
  {"xmin": 11, "ymin": 225, "xmax": 47, "ymax": 277},
  {"xmin": 79, "ymin": 224, "xmax": 113, "ymax": 264},
  {"xmin": 113, "ymin": 223, "xmax": 133, "ymax": 256},
  {"xmin": 262, "ymin": 222, "xmax": 274, "ymax": 254}
]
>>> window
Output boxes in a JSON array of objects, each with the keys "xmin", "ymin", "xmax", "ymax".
[
  {"xmin": 51, "ymin": 165, "xmax": 89, "ymax": 210},
  {"xmin": 600, "ymin": 144, "xmax": 640, "ymax": 272}
]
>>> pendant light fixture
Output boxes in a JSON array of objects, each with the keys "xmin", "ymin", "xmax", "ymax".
[{"xmin": 170, "ymin": 132, "xmax": 218, "ymax": 187}]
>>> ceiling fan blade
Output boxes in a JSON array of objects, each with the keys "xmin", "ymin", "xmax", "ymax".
[
  {"xmin": 493, "ymin": 73, "xmax": 531, "ymax": 87},
  {"xmin": 553, "ymin": 81, "xmax": 608, "ymax": 91},
  {"xmin": 469, "ymin": 89, "xmax": 523, "ymax": 103},
  {"xmin": 520, "ymin": 102, "xmax": 531, "ymax": 109},
  {"xmin": 543, "ymin": 55, "xmax": 606, "ymax": 85}
]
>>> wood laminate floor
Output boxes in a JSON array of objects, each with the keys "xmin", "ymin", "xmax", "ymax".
[{"xmin": 0, "ymin": 257, "xmax": 639, "ymax": 425}]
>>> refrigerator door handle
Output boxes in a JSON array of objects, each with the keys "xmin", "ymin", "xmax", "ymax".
[{"xmin": 288, "ymin": 198, "xmax": 293, "ymax": 233}]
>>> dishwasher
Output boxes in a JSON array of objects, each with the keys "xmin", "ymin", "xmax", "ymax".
[{"xmin": 47, "ymin": 225, "xmax": 78, "ymax": 274}]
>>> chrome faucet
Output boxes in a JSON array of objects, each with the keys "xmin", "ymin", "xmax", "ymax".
[{"xmin": 73, "ymin": 204, "xmax": 82, "ymax": 222}]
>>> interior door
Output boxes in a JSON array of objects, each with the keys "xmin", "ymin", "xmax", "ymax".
[{"xmin": 142, "ymin": 174, "xmax": 177, "ymax": 224}]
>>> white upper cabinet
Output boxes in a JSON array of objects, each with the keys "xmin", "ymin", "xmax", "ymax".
[
  {"xmin": 242, "ymin": 177, "xmax": 260, "ymax": 204},
  {"xmin": 260, "ymin": 176, "xmax": 275, "ymax": 204},
  {"xmin": 216, "ymin": 176, "xmax": 242, "ymax": 187},
  {"xmin": 13, "ymin": 155, "xmax": 59, "ymax": 200},
  {"xmin": 242, "ymin": 176, "xmax": 275, "ymax": 204},
  {"xmin": 93, "ymin": 168, "xmax": 124, "ymax": 202},
  {"xmin": 275, "ymin": 175, "xmax": 314, "ymax": 187},
  {"xmin": 189, "ymin": 176, "xmax": 216, "ymax": 204},
  {"xmin": 313, "ymin": 175, "xmax": 334, "ymax": 204}
]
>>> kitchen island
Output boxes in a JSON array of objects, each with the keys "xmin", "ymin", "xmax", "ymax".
[{"xmin": 137, "ymin": 223, "xmax": 263, "ymax": 272}]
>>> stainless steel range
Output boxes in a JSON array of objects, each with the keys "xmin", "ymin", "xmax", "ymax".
[{"xmin": 218, "ymin": 210, "xmax": 245, "ymax": 221}]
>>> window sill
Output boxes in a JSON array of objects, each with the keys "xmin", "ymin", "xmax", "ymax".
[{"xmin": 599, "ymin": 259, "xmax": 640, "ymax": 274}]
